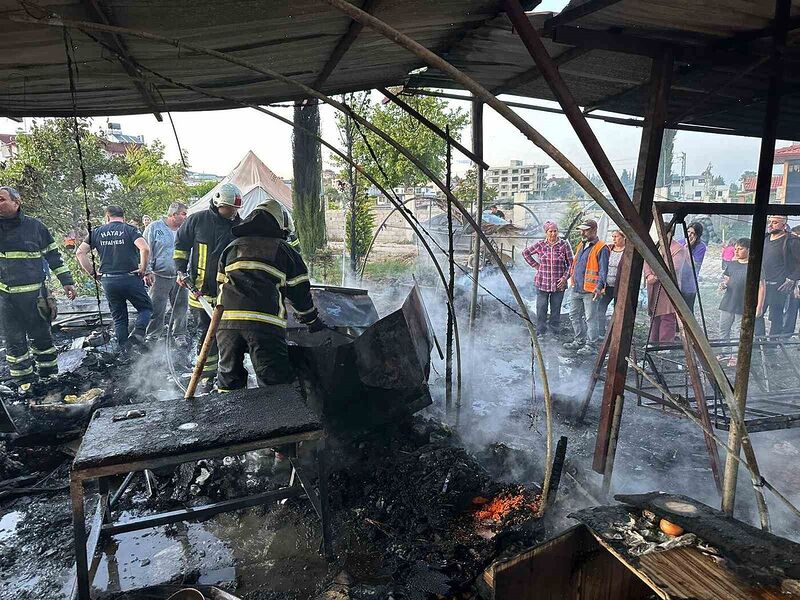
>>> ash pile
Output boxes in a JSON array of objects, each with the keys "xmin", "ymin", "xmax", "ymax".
[
  {"xmin": 1, "ymin": 286, "xmax": 548, "ymax": 600},
  {"xmin": 324, "ymin": 418, "xmax": 543, "ymax": 598}
]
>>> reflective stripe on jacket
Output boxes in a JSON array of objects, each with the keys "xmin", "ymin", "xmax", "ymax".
[
  {"xmin": 216, "ymin": 209, "xmax": 317, "ymax": 335},
  {"xmin": 173, "ymin": 202, "xmax": 241, "ymax": 300},
  {"xmin": 570, "ymin": 239, "xmax": 607, "ymax": 293},
  {"xmin": 0, "ymin": 209, "xmax": 73, "ymax": 294}
]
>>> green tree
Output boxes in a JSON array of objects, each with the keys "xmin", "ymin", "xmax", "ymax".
[
  {"xmin": 345, "ymin": 191, "xmax": 374, "ymax": 262},
  {"xmin": 454, "ymin": 166, "xmax": 498, "ymax": 209},
  {"xmin": 334, "ymin": 93, "xmax": 467, "ymax": 272},
  {"xmin": 620, "ymin": 168, "xmax": 635, "ymax": 197},
  {"xmin": 546, "ymin": 177, "xmax": 582, "ymax": 200},
  {"xmin": 340, "ymin": 94, "xmax": 469, "ymax": 190},
  {"xmin": 188, "ymin": 180, "xmax": 217, "ymax": 199},
  {"xmin": 292, "ymin": 101, "xmax": 327, "ymax": 260},
  {"xmin": 560, "ymin": 199, "xmax": 584, "ymax": 248},
  {"xmin": 335, "ymin": 92, "xmax": 373, "ymax": 272},
  {"xmin": 113, "ymin": 141, "xmax": 187, "ymax": 219},
  {"xmin": 0, "ymin": 118, "xmax": 124, "ymax": 235}
]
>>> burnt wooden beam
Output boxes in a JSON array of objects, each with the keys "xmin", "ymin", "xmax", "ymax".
[
  {"xmin": 378, "ymin": 87, "xmax": 489, "ymax": 169},
  {"xmin": 491, "ymin": 47, "xmax": 588, "ymax": 95},
  {"xmin": 722, "ymin": 0, "xmax": 790, "ymax": 519},
  {"xmin": 82, "ymin": 0, "xmax": 163, "ymax": 121},
  {"xmin": 312, "ymin": 0, "xmax": 379, "ymax": 89},
  {"xmin": 503, "ymin": 0, "xmax": 634, "ymax": 220},
  {"xmin": 543, "ymin": 0, "xmax": 624, "ymax": 33},
  {"xmin": 594, "ymin": 52, "xmax": 673, "ymax": 474}
]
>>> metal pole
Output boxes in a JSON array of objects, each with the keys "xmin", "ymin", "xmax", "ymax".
[
  {"xmin": 446, "ymin": 125, "xmax": 454, "ymax": 416},
  {"xmin": 468, "ymin": 99, "xmax": 484, "ymax": 330},
  {"xmin": 722, "ymin": 0, "xmax": 789, "ymax": 518}
]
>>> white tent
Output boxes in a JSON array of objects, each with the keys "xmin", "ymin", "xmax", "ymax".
[{"xmin": 188, "ymin": 150, "xmax": 293, "ymax": 218}]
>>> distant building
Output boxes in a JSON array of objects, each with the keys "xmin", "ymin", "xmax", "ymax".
[
  {"xmin": 322, "ymin": 169, "xmax": 337, "ymax": 188},
  {"xmin": 0, "ymin": 123, "xmax": 143, "ymax": 161},
  {"xmin": 738, "ymin": 174, "xmax": 782, "ymax": 203},
  {"xmin": 668, "ymin": 173, "xmax": 730, "ymax": 202},
  {"xmin": 487, "ymin": 160, "xmax": 548, "ymax": 200},
  {"xmin": 774, "ymin": 143, "xmax": 800, "ymax": 204},
  {"xmin": 0, "ymin": 133, "xmax": 17, "ymax": 160},
  {"xmin": 185, "ymin": 170, "xmax": 224, "ymax": 187}
]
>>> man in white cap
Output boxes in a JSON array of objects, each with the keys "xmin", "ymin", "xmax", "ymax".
[
  {"xmin": 564, "ymin": 218, "xmax": 609, "ymax": 356},
  {"xmin": 174, "ymin": 183, "xmax": 242, "ymax": 383}
]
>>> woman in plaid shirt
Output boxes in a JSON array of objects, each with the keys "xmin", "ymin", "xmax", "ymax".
[{"xmin": 523, "ymin": 221, "xmax": 574, "ymax": 337}]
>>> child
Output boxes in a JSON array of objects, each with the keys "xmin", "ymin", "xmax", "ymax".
[
  {"xmin": 718, "ymin": 238, "xmax": 756, "ymax": 366},
  {"xmin": 721, "ymin": 239, "xmax": 735, "ymax": 272}
]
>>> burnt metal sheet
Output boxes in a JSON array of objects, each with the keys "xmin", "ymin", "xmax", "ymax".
[
  {"xmin": 407, "ymin": 7, "xmax": 800, "ymax": 139},
  {"xmin": 287, "ymin": 285, "xmax": 379, "ymax": 332},
  {"xmin": 73, "ymin": 384, "xmax": 321, "ymax": 470},
  {"xmin": 289, "ymin": 285, "xmax": 433, "ymax": 432},
  {"xmin": 614, "ymin": 492, "xmax": 800, "ymax": 580}
]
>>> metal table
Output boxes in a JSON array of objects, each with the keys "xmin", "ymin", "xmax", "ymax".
[{"xmin": 69, "ymin": 385, "xmax": 330, "ymax": 600}]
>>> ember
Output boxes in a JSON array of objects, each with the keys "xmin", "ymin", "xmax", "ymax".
[{"xmin": 473, "ymin": 487, "xmax": 541, "ymax": 524}]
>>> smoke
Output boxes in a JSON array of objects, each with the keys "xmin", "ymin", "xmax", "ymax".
[{"xmin": 126, "ymin": 342, "xmax": 185, "ymax": 401}]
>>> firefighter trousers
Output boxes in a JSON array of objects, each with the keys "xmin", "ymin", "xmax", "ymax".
[
  {"xmin": 194, "ymin": 306, "xmax": 218, "ymax": 377},
  {"xmin": 216, "ymin": 329, "xmax": 293, "ymax": 391},
  {"xmin": 0, "ymin": 291, "xmax": 58, "ymax": 384}
]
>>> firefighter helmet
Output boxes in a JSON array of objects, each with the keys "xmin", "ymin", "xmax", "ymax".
[
  {"xmin": 257, "ymin": 199, "xmax": 292, "ymax": 232},
  {"xmin": 212, "ymin": 183, "xmax": 243, "ymax": 209}
]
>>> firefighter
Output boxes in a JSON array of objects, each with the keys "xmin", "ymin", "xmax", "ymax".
[
  {"xmin": 174, "ymin": 183, "xmax": 242, "ymax": 384},
  {"xmin": 0, "ymin": 186, "xmax": 76, "ymax": 391},
  {"xmin": 215, "ymin": 200, "xmax": 325, "ymax": 391}
]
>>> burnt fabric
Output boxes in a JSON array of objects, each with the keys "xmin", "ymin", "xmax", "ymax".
[
  {"xmin": 174, "ymin": 202, "xmax": 241, "ymax": 310},
  {"xmin": 0, "ymin": 290, "xmax": 58, "ymax": 383},
  {"xmin": 0, "ymin": 209, "xmax": 73, "ymax": 293},
  {"xmin": 216, "ymin": 329, "xmax": 293, "ymax": 390},
  {"xmin": 217, "ymin": 209, "xmax": 317, "ymax": 335}
]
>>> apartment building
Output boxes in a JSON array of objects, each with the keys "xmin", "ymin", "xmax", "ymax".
[{"xmin": 487, "ymin": 160, "xmax": 548, "ymax": 200}]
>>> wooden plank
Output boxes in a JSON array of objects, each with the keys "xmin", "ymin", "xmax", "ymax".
[
  {"xmin": 485, "ymin": 525, "xmax": 653, "ymax": 600},
  {"xmin": 593, "ymin": 51, "xmax": 673, "ymax": 473},
  {"xmin": 638, "ymin": 547, "xmax": 793, "ymax": 600}
]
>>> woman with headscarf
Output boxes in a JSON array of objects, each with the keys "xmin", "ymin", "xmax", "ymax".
[
  {"xmin": 644, "ymin": 237, "xmax": 688, "ymax": 344},
  {"xmin": 522, "ymin": 220, "xmax": 574, "ymax": 338}
]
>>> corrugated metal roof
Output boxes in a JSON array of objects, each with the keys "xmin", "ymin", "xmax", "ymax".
[
  {"xmin": 406, "ymin": 1, "xmax": 800, "ymax": 139},
  {"xmin": 0, "ymin": 0, "xmax": 508, "ymax": 117}
]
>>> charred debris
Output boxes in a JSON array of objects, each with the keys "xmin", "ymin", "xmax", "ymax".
[{"xmin": 1, "ymin": 286, "xmax": 799, "ymax": 600}]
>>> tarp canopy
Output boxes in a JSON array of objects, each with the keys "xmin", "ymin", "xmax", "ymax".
[{"xmin": 188, "ymin": 150, "xmax": 293, "ymax": 218}]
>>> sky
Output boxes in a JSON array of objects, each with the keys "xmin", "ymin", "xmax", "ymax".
[{"xmin": 0, "ymin": 0, "xmax": 783, "ymax": 186}]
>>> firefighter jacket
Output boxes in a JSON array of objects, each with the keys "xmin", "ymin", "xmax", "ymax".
[
  {"xmin": 173, "ymin": 201, "xmax": 241, "ymax": 310},
  {"xmin": 216, "ymin": 209, "xmax": 318, "ymax": 335},
  {"xmin": 0, "ymin": 209, "xmax": 73, "ymax": 295}
]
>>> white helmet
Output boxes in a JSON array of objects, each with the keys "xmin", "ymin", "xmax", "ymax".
[
  {"xmin": 212, "ymin": 183, "xmax": 243, "ymax": 209},
  {"xmin": 257, "ymin": 200, "xmax": 292, "ymax": 231}
]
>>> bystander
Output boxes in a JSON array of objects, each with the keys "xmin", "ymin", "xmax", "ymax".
[{"xmin": 522, "ymin": 221, "xmax": 573, "ymax": 338}]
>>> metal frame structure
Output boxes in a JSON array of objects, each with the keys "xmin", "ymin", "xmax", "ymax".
[
  {"xmin": 634, "ymin": 338, "xmax": 800, "ymax": 434},
  {"xmin": 9, "ymin": 0, "xmax": 800, "ymax": 525},
  {"xmin": 69, "ymin": 428, "xmax": 330, "ymax": 600}
]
